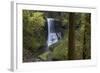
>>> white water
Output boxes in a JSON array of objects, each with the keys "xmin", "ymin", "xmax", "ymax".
[{"xmin": 47, "ymin": 18, "xmax": 58, "ymax": 47}]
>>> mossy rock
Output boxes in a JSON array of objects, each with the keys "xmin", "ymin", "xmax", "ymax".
[
  {"xmin": 51, "ymin": 39, "xmax": 68, "ymax": 60},
  {"xmin": 38, "ymin": 51, "xmax": 51, "ymax": 61}
]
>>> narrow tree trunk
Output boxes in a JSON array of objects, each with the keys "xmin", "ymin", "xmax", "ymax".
[
  {"xmin": 83, "ymin": 14, "xmax": 91, "ymax": 59},
  {"xmin": 83, "ymin": 27, "xmax": 86, "ymax": 59},
  {"xmin": 68, "ymin": 13, "xmax": 76, "ymax": 60}
]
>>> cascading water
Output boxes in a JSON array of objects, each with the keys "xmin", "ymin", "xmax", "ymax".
[
  {"xmin": 44, "ymin": 18, "xmax": 62, "ymax": 60},
  {"xmin": 47, "ymin": 18, "xmax": 59, "ymax": 47}
]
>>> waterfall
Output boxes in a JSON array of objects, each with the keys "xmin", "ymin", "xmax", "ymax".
[{"xmin": 47, "ymin": 18, "xmax": 59, "ymax": 47}]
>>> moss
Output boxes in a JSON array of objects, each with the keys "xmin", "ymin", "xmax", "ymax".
[
  {"xmin": 51, "ymin": 39, "xmax": 68, "ymax": 60},
  {"xmin": 38, "ymin": 51, "xmax": 50, "ymax": 61}
]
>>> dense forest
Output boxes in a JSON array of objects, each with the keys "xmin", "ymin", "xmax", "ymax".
[{"xmin": 23, "ymin": 10, "xmax": 91, "ymax": 62}]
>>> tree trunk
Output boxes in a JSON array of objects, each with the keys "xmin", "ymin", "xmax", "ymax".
[
  {"xmin": 68, "ymin": 13, "xmax": 76, "ymax": 60},
  {"xmin": 83, "ymin": 14, "xmax": 91, "ymax": 59}
]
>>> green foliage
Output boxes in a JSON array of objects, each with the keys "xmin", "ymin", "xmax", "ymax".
[
  {"xmin": 74, "ymin": 13, "xmax": 91, "ymax": 59},
  {"xmin": 28, "ymin": 12, "xmax": 45, "ymax": 31},
  {"xmin": 23, "ymin": 10, "xmax": 46, "ymax": 54},
  {"xmin": 60, "ymin": 13, "xmax": 69, "ymax": 26}
]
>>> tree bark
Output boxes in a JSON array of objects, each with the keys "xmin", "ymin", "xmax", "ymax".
[
  {"xmin": 83, "ymin": 14, "xmax": 91, "ymax": 59},
  {"xmin": 68, "ymin": 13, "xmax": 76, "ymax": 60}
]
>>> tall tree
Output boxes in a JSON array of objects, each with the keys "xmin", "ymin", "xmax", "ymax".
[
  {"xmin": 82, "ymin": 14, "xmax": 91, "ymax": 59},
  {"xmin": 68, "ymin": 13, "xmax": 76, "ymax": 60}
]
